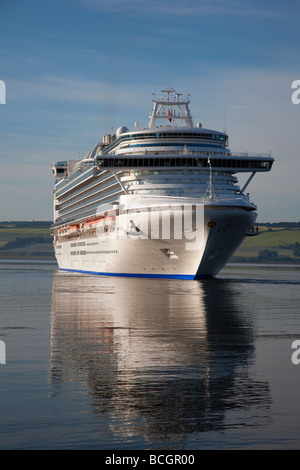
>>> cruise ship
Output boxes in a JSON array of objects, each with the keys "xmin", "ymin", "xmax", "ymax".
[{"xmin": 51, "ymin": 88, "xmax": 274, "ymax": 279}]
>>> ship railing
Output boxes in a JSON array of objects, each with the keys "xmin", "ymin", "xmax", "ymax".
[
  {"xmin": 230, "ymin": 151, "xmax": 272, "ymax": 158},
  {"xmin": 201, "ymin": 193, "xmax": 255, "ymax": 206},
  {"xmin": 109, "ymin": 150, "xmax": 272, "ymax": 158},
  {"xmin": 180, "ymin": 150, "xmax": 271, "ymax": 158}
]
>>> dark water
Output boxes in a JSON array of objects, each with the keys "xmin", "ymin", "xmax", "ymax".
[{"xmin": 1, "ymin": 260, "xmax": 300, "ymax": 450}]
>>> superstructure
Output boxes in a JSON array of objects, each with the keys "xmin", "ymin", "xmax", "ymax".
[{"xmin": 51, "ymin": 89, "xmax": 274, "ymax": 279}]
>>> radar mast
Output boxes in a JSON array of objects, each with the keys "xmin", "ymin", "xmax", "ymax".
[{"xmin": 148, "ymin": 88, "xmax": 193, "ymax": 128}]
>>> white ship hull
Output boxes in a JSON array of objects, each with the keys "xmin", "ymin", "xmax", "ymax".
[
  {"xmin": 51, "ymin": 89, "xmax": 273, "ymax": 279},
  {"xmin": 54, "ymin": 198, "xmax": 256, "ymax": 279}
]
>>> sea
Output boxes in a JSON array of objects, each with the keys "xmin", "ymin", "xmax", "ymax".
[{"xmin": 1, "ymin": 259, "xmax": 300, "ymax": 451}]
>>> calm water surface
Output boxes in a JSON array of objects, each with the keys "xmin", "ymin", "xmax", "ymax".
[{"xmin": 1, "ymin": 260, "xmax": 300, "ymax": 449}]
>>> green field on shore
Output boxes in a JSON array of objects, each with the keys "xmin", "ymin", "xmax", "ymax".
[
  {"xmin": 0, "ymin": 221, "xmax": 55, "ymax": 260},
  {"xmin": 0, "ymin": 221, "xmax": 300, "ymax": 263},
  {"xmin": 230, "ymin": 226, "xmax": 300, "ymax": 263}
]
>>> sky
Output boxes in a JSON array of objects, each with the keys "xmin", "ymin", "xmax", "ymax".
[{"xmin": 0, "ymin": 0, "xmax": 299, "ymax": 222}]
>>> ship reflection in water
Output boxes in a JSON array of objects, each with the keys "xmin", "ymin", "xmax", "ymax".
[{"xmin": 50, "ymin": 272, "xmax": 271, "ymax": 447}]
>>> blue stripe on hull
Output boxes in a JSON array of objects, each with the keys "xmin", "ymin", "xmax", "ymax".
[{"xmin": 59, "ymin": 268, "xmax": 212, "ymax": 280}]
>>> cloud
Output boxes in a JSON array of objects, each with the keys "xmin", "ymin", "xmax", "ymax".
[
  {"xmin": 8, "ymin": 76, "xmax": 107, "ymax": 104},
  {"xmin": 70, "ymin": 0, "xmax": 287, "ymax": 19},
  {"xmin": 7, "ymin": 75, "xmax": 150, "ymax": 108},
  {"xmin": 6, "ymin": 67, "xmax": 298, "ymax": 145}
]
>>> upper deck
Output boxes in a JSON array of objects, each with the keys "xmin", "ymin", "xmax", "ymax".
[
  {"xmin": 101, "ymin": 88, "xmax": 229, "ymax": 156},
  {"xmin": 52, "ymin": 88, "xmax": 274, "ymax": 185}
]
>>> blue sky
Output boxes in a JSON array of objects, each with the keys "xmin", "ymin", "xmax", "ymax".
[{"xmin": 0, "ymin": 0, "xmax": 299, "ymax": 221}]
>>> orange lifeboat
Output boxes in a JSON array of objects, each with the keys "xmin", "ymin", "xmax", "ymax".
[{"xmin": 68, "ymin": 224, "xmax": 80, "ymax": 233}]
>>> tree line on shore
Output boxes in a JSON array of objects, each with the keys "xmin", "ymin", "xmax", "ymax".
[{"xmin": 0, "ymin": 236, "xmax": 52, "ymax": 250}]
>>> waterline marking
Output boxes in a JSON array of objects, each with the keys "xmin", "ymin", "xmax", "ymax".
[
  {"xmin": 0, "ymin": 80, "xmax": 6, "ymax": 104},
  {"xmin": 0, "ymin": 340, "xmax": 6, "ymax": 364}
]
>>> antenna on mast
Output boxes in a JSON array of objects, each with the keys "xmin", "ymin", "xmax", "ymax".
[
  {"xmin": 148, "ymin": 88, "xmax": 193, "ymax": 128},
  {"xmin": 223, "ymin": 108, "xmax": 227, "ymax": 133}
]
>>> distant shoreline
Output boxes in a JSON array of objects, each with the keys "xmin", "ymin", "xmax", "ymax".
[{"xmin": 0, "ymin": 220, "xmax": 300, "ymax": 264}]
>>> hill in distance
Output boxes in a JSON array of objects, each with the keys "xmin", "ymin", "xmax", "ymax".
[{"xmin": 0, "ymin": 220, "xmax": 299, "ymax": 263}]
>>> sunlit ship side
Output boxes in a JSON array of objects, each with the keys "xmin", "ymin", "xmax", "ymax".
[{"xmin": 51, "ymin": 89, "xmax": 274, "ymax": 279}]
